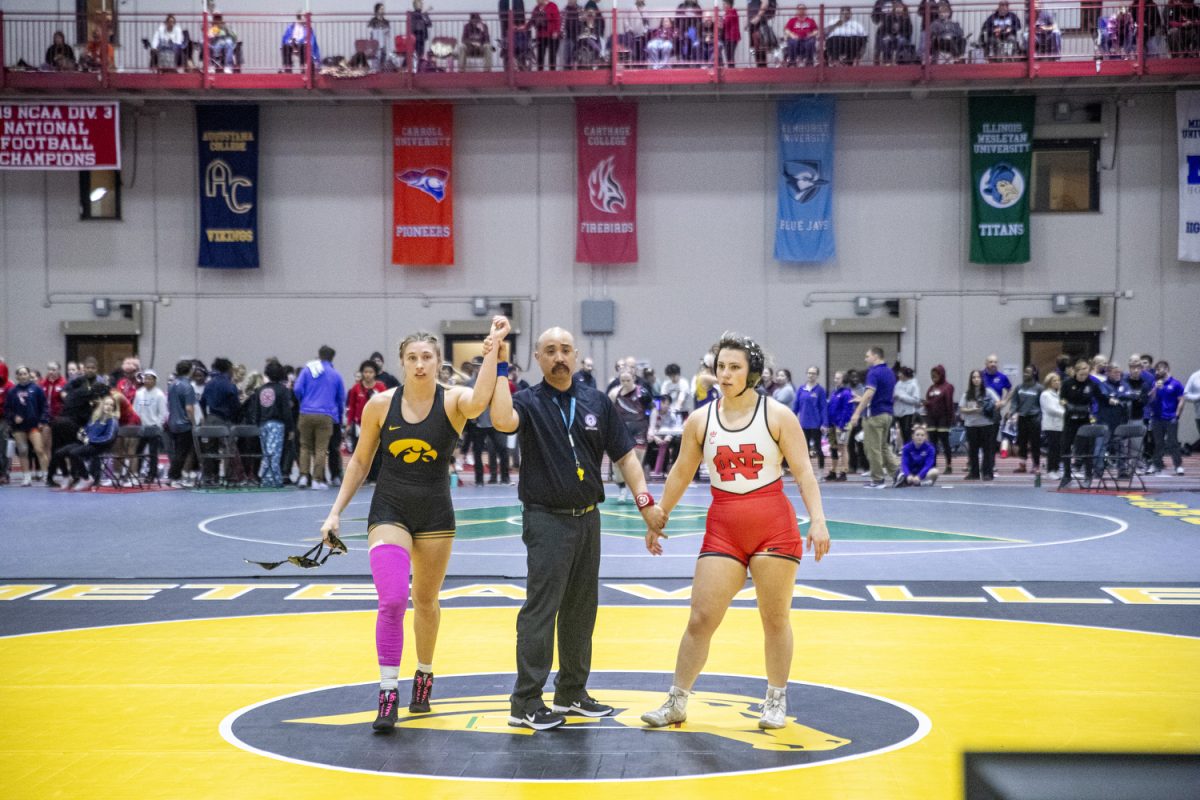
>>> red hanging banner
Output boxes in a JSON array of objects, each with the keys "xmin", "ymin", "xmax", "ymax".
[
  {"xmin": 576, "ymin": 102, "xmax": 638, "ymax": 264},
  {"xmin": 392, "ymin": 104, "xmax": 454, "ymax": 266},
  {"xmin": 0, "ymin": 102, "xmax": 120, "ymax": 170}
]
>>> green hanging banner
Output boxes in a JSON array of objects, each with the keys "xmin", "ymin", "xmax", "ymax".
[{"xmin": 969, "ymin": 96, "xmax": 1034, "ymax": 264}]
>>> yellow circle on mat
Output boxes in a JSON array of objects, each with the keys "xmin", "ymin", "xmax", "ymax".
[{"xmin": 1, "ymin": 607, "xmax": 1198, "ymax": 800}]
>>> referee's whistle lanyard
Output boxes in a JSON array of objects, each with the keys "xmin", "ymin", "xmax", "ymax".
[{"xmin": 555, "ymin": 395, "xmax": 586, "ymax": 482}]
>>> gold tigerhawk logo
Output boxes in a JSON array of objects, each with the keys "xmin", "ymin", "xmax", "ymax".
[{"xmin": 388, "ymin": 438, "xmax": 439, "ymax": 463}]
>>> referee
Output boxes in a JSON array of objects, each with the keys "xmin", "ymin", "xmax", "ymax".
[{"xmin": 491, "ymin": 327, "xmax": 666, "ymax": 730}]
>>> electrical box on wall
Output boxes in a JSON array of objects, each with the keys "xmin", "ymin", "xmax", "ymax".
[{"xmin": 581, "ymin": 300, "xmax": 615, "ymax": 336}]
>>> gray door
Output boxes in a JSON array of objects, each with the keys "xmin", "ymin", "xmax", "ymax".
[{"xmin": 825, "ymin": 333, "xmax": 900, "ymax": 389}]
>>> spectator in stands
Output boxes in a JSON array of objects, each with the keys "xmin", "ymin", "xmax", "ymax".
[
  {"xmin": 1032, "ymin": 7, "xmax": 1061, "ymax": 58},
  {"xmin": 281, "ymin": 13, "xmax": 320, "ymax": 72},
  {"xmin": 48, "ymin": 357, "xmax": 105, "ymax": 487},
  {"xmin": 5, "ymin": 367, "xmax": 49, "ymax": 486},
  {"xmin": 783, "ymin": 4, "xmax": 818, "ymax": 65},
  {"xmin": 499, "ymin": 0, "xmax": 531, "ymax": 68},
  {"xmin": 825, "ymin": 6, "xmax": 868, "ymax": 64},
  {"xmin": 150, "ymin": 15, "xmax": 186, "ymax": 71},
  {"xmin": 248, "ymin": 361, "xmax": 294, "ymax": 488},
  {"xmin": 81, "ymin": 22, "xmax": 114, "ymax": 72},
  {"xmin": 66, "ymin": 361, "xmax": 82, "ymax": 382},
  {"xmin": 848, "ymin": 347, "xmax": 899, "ymax": 488},
  {"xmin": 366, "ymin": 4, "xmax": 393, "ymax": 70},
  {"xmin": 1167, "ymin": 0, "xmax": 1200, "ymax": 57},
  {"xmin": 624, "ymin": 0, "xmax": 651, "ymax": 62},
  {"xmin": 1039, "ymin": 372, "xmax": 1064, "ymax": 480},
  {"xmin": 928, "ymin": 2, "xmax": 965, "ymax": 61},
  {"xmin": 877, "ymin": 1, "xmax": 914, "ymax": 64},
  {"xmin": 133, "ymin": 369, "xmax": 168, "ymax": 482},
  {"xmin": 1097, "ymin": 362, "xmax": 1133, "ymax": 438},
  {"xmin": 59, "ymin": 395, "xmax": 118, "ymax": 492},
  {"xmin": 574, "ymin": 356, "xmax": 597, "ymax": 388},
  {"xmin": 39, "ymin": 362, "xmax": 66, "ymax": 433},
  {"xmin": 981, "ymin": 0, "xmax": 1022, "ymax": 61},
  {"xmin": 610, "ymin": 370, "xmax": 652, "ymax": 502},
  {"xmin": 115, "ymin": 357, "xmax": 140, "ymax": 404},
  {"xmin": 675, "ymin": 0, "xmax": 704, "ymax": 63},
  {"xmin": 0, "ymin": 363, "xmax": 9, "ymax": 484},
  {"xmin": 509, "ymin": 363, "xmax": 532, "ymax": 393},
  {"xmin": 1147, "ymin": 360, "xmax": 1186, "ymax": 475},
  {"xmin": 576, "ymin": 8, "xmax": 605, "ymax": 66},
  {"xmin": 347, "ymin": 359, "xmax": 386, "ymax": 453},
  {"xmin": 1058, "ymin": 360, "xmax": 1098, "ymax": 488},
  {"xmin": 826, "ymin": 370, "xmax": 854, "ymax": 481},
  {"xmin": 647, "ymin": 17, "xmax": 677, "ymax": 66},
  {"xmin": 458, "ymin": 13, "xmax": 496, "ymax": 70},
  {"xmin": 719, "ymin": 0, "xmax": 742, "ymax": 65},
  {"xmin": 1054, "ymin": 353, "xmax": 1072, "ymax": 380},
  {"xmin": 746, "ymin": 0, "xmax": 778, "ymax": 67},
  {"xmin": 793, "ymin": 366, "xmax": 828, "ymax": 475},
  {"xmin": 208, "ymin": 14, "xmax": 239, "ymax": 73},
  {"xmin": 961, "ymin": 369, "xmax": 999, "ymax": 481},
  {"xmin": 657, "ymin": 363, "xmax": 688, "ymax": 411},
  {"xmin": 369, "ymin": 351, "xmax": 400, "ymax": 389},
  {"xmin": 294, "ymin": 345, "xmax": 346, "ymax": 490},
  {"xmin": 409, "ymin": 0, "xmax": 432, "ymax": 63},
  {"xmin": 1142, "ymin": 0, "xmax": 1166, "ymax": 57},
  {"xmin": 45, "ymin": 31, "xmax": 77, "ymax": 71},
  {"xmin": 531, "ymin": 0, "xmax": 563, "ymax": 69},
  {"xmin": 1090, "ymin": 354, "xmax": 1109, "ymax": 378},
  {"xmin": 893, "ymin": 366, "xmax": 921, "ymax": 445},
  {"xmin": 561, "ymin": 0, "xmax": 582, "ymax": 67},
  {"xmin": 197, "ymin": 358, "xmax": 238, "ymax": 484},
  {"xmin": 982, "ymin": 352, "xmax": 1012, "ymax": 446},
  {"xmin": 894, "ymin": 424, "xmax": 939, "ymax": 486},
  {"xmin": 1011, "ymin": 365, "xmax": 1042, "ymax": 474},
  {"xmin": 771, "ymin": 368, "xmax": 796, "ymax": 408}
]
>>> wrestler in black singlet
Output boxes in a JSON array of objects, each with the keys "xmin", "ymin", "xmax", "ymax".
[{"xmin": 368, "ymin": 384, "xmax": 461, "ymax": 539}]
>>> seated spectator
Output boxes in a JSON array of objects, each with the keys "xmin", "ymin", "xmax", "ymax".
[
  {"xmin": 531, "ymin": 0, "xmax": 562, "ymax": 70},
  {"xmin": 150, "ymin": 15, "xmax": 186, "ymax": 71},
  {"xmin": 44, "ymin": 31, "xmax": 77, "ymax": 71},
  {"xmin": 648, "ymin": 17, "xmax": 677, "ymax": 65},
  {"xmin": 676, "ymin": 0, "xmax": 705, "ymax": 62},
  {"xmin": 457, "ymin": 12, "xmax": 496, "ymax": 70},
  {"xmin": 1167, "ymin": 0, "xmax": 1200, "ymax": 57},
  {"xmin": 60, "ymin": 395, "xmax": 118, "ymax": 492},
  {"xmin": 366, "ymin": 3, "xmax": 393, "ymax": 71},
  {"xmin": 133, "ymin": 369, "xmax": 168, "ymax": 481},
  {"xmin": 895, "ymin": 424, "xmax": 939, "ymax": 486},
  {"xmin": 1142, "ymin": 0, "xmax": 1166, "ymax": 56},
  {"xmin": 646, "ymin": 397, "xmax": 685, "ymax": 477},
  {"xmin": 1031, "ymin": 7, "xmax": 1061, "ymax": 57},
  {"xmin": 928, "ymin": 2, "xmax": 965, "ymax": 61},
  {"xmin": 825, "ymin": 6, "xmax": 868, "ymax": 64},
  {"xmin": 784, "ymin": 4, "xmax": 818, "ymax": 66},
  {"xmin": 281, "ymin": 13, "xmax": 320, "ymax": 72},
  {"xmin": 981, "ymin": 0, "xmax": 1022, "ymax": 61},
  {"xmin": 208, "ymin": 14, "xmax": 239, "ymax": 73},
  {"xmin": 577, "ymin": 8, "xmax": 606, "ymax": 66},
  {"xmin": 80, "ymin": 25, "xmax": 114, "ymax": 72},
  {"xmin": 877, "ymin": 1, "xmax": 914, "ymax": 64},
  {"xmin": 623, "ymin": 0, "xmax": 652, "ymax": 62}
]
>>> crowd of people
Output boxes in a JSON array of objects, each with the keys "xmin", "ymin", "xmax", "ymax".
[{"xmin": 0, "ymin": 346, "xmax": 1196, "ymax": 492}]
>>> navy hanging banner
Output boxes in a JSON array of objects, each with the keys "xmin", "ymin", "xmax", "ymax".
[
  {"xmin": 774, "ymin": 95, "xmax": 836, "ymax": 264},
  {"xmin": 197, "ymin": 105, "xmax": 259, "ymax": 269}
]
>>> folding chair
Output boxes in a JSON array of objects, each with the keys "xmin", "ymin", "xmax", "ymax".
[
  {"xmin": 100, "ymin": 426, "xmax": 147, "ymax": 489},
  {"xmin": 193, "ymin": 425, "xmax": 239, "ymax": 487},
  {"xmin": 1066, "ymin": 424, "xmax": 1110, "ymax": 490},
  {"xmin": 1106, "ymin": 423, "xmax": 1147, "ymax": 491},
  {"xmin": 230, "ymin": 424, "xmax": 262, "ymax": 486}
]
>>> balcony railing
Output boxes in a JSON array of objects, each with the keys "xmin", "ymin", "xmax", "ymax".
[{"xmin": 1, "ymin": 2, "xmax": 1196, "ymax": 93}]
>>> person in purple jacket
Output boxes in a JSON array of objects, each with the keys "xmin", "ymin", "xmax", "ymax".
[
  {"xmin": 293, "ymin": 344, "xmax": 347, "ymax": 489},
  {"xmin": 792, "ymin": 366, "xmax": 828, "ymax": 473},
  {"xmin": 894, "ymin": 424, "xmax": 939, "ymax": 487},
  {"xmin": 1147, "ymin": 360, "xmax": 1186, "ymax": 476},
  {"xmin": 825, "ymin": 371, "xmax": 855, "ymax": 482}
]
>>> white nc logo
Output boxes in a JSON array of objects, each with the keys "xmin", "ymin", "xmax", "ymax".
[
  {"xmin": 588, "ymin": 155, "xmax": 626, "ymax": 214},
  {"xmin": 205, "ymin": 159, "xmax": 253, "ymax": 214}
]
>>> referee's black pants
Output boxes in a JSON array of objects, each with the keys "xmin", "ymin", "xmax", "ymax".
[{"xmin": 511, "ymin": 507, "xmax": 600, "ymax": 716}]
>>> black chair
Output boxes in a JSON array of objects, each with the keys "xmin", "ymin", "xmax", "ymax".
[
  {"xmin": 1106, "ymin": 423, "xmax": 1147, "ymax": 491},
  {"xmin": 230, "ymin": 424, "xmax": 262, "ymax": 485},
  {"xmin": 1067, "ymin": 424, "xmax": 1110, "ymax": 490},
  {"xmin": 193, "ymin": 425, "xmax": 239, "ymax": 487},
  {"xmin": 99, "ymin": 425, "xmax": 147, "ymax": 489}
]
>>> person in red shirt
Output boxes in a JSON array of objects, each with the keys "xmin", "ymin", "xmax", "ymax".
[
  {"xmin": 347, "ymin": 359, "xmax": 387, "ymax": 452},
  {"xmin": 784, "ymin": 3, "xmax": 818, "ymax": 65},
  {"xmin": 531, "ymin": 0, "xmax": 563, "ymax": 70},
  {"xmin": 0, "ymin": 361, "xmax": 11, "ymax": 484},
  {"xmin": 720, "ymin": 0, "xmax": 742, "ymax": 65},
  {"xmin": 109, "ymin": 385, "xmax": 142, "ymax": 485},
  {"xmin": 115, "ymin": 357, "xmax": 141, "ymax": 404},
  {"xmin": 39, "ymin": 361, "xmax": 67, "ymax": 421}
]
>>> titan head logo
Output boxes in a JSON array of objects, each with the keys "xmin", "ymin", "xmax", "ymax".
[
  {"xmin": 388, "ymin": 438, "xmax": 438, "ymax": 462},
  {"xmin": 588, "ymin": 155, "xmax": 627, "ymax": 214},
  {"xmin": 397, "ymin": 167, "xmax": 449, "ymax": 202},
  {"xmin": 782, "ymin": 160, "xmax": 829, "ymax": 203}
]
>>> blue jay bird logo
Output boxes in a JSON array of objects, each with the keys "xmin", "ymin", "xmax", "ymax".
[
  {"xmin": 397, "ymin": 167, "xmax": 450, "ymax": 202},
  {"xmin": 782, "ymin": 160, "xmax": 829, "ymax": 204}
]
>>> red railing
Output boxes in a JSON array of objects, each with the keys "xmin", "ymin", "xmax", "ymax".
[{"xmin": 1, "ymin": 3, "xmax": 1195, "ymax": 93}]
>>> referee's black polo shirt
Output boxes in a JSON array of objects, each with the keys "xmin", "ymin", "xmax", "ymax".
[{"xmin": 511, "ymin": 380, "xmax": 635, "ymax": 510}]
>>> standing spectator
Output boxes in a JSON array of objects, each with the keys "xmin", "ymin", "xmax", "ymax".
[
  {"xmin": 676, "ymin": 0, "xmax": 705, "ymax": 62},
  {"xmin": 499, "ymin": 0, "xmax": 530, "ymax": 69},
  {"xmin": 366, "ymin": 4, "xmax": 393, "ymax": 71},
  {"xmin": 293, "ymin": 345, "xmax": 346, "ymax": 490},
  {"xmin": 199, "ymin": 358, "xmax": 240, "ymax": 484},
  {"xmin": 574, "ymin": 356, "xmax": 597, "ymax": 388},
  {"xmin": 60, "ymin": 395, "xmax": 118, "ymax": 492},
  {"xmin": 1184, "ymin": 364, "xmax": 1200, "ymax": 450},
  {"xmin": 609, "ymin": 370, "xmax": 653, "ymax": 501},
  {"xmin": 468, "ymin": 365, "xmax": 512, "ymax": 486},
  {"xmin": 510, "ymin": 364, "xmax": 533, "ymax": 393},
  {"xmin": 4, "ymin": 366, "xmax": 49, "ymax": 486},
  {"xmin": 1167, "ymin": 0, "xmax": 1200, "ymax": 58},
  {"xmin": 133, "ymin": 369, "xmax": 168, "ymax": 481},
  {"xmin": 150, "ymin": 14, "xmax": 186, "ymax": 71},
  {"xmin": 347, "ymin": 360, "xmax": 386, "ymax": 453},
  {"xmin": 657, "ymin": 363, "xmax": 689, "ymax": 412},
  {"xmin": 281, "ymin": 13, "xmax": 320, "ymax": 72},
  {"xmin": 409, "ymin": 0, "xmax": 432, "ymax": 63},
  {"xmin": 562, "ymin": 0, "xmax": 583, "ymax": 68},
  {"xmin": 371, "ymin": 351, "xmax": 400, "ymax": 389},
  {"xmin": 845, "ymin": 368, "xmax": 866, "ymax": 473},
  {"xmin": 39, "ymin": 362, "xmax": 67, "ymax": 424},
  {"xmin": 746, "ymin": 0, "xmax": 778, "ymax": 67},
  {"xmin": 166, "ymin": 360, "xmax": 198, "ymax": 488},
  {"xmin": 1147, "ymin": 360, "xmax": 1186, "ymax": 475},
  {"xmin": 783, "ymin": 3, "xmax": 818, "ymax": 65},
  {"xmin": 895, "ymin": 424, "xmax": 940, "ymax": 486},
  {"xmin": 720, "ymin": 0, "xmax": 742, "ymax": 65},
  {"xmin": 0, "ymin": 362, "xmax": 11, "ymax": 484},
  {"xmin": 792, "ymin": 366, "xmax": 827, "ymax": 473},
  {"xmin": 1126, "ymin": 354, "xmax": 1154, "ymax": 422},
  {"xmin": 1058, "ymin": 360, "xmax": 1098, "ymax": 488},
  {"xmin": 1012, "ymin": 365, "xmax": 1043, "ymax": 474},
  {"xmin": 624, "ymin": 0, "xmax": 651, "ymax": 61},
  {"xmin": 646, "ymin": 397, "xmax": 684, "ymax": 476},
  {"xmin": 960, "ymin": 370, "xmax": 1000, "ymax": 481},
  {"xmin": 771, "ymin": 368, "xmax": 796, "ymax": 409},
  {"xmin": 531, "ymin": 0, "xmax": 563, "ymax": 69},
  {"xmin": 826, "ymin": 370, "xmax": 853, "ymax": 481},
  {"xmin": 48, "ymin": 357, "xmax": 104, "ymax": 487},
  {"xmin": 848, "ymin": 347, "xmax": 899, "ymax": 488},
  {"xmin": 1040, "ymin": 373, "xmax": 1065, "ymax": 479},
  {"xmin": 893, "ymin": 366, "xmax": 921, "ymax": 445},
  {"xmin": 249, "ymin": 361, "xmax": 294, "ymax": 488},
  {"xmin": 115, "ymin": 357, "xmax": 140, "ymax": 404},
  {"xmin": 982, "ymin": 353, "xmax": 1013, "ymax": 410}
]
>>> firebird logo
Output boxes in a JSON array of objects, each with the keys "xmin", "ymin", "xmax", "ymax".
[
  {"xmin": 588, "ymin": 155, "xmax": 626, "ymax": 214},
  {"xmin": 397, "ymin": 167, "xmax": 449, "ymax": 202},
  {"xmin": 713, "ymin": 444, "xmax": 765, "ymax": 481}
]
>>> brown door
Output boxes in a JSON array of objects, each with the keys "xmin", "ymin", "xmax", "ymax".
[
  {"xmin": 66, "ymin": 335, "xmax": 138, "ymax": 378},
  {"xmin": 1023, "ymin": 332, "xmax": 1100, "ymax": 381}
]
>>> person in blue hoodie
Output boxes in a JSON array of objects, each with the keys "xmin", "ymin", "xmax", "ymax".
[
  {"xmin": 280, "ymin": 12, "xmax": 320, "ymax": 71},
  {"xmin": 4, "ymin": 365, "xmax": 50, "ymax": 486},
  {"xmin": 792, "ymin": 366, "xmax": 828, "ymax": 473},
  {"xmin": 826, "ymin": 370, "xmax": 856, "ymax": 482},
  {"xmin": 894, "ymin": 424, "xmax": 939, "ymax": 486},
  {"xmin": 294, "ymin": 344, "xmax": 346, "ymax": 489},
  {"xmin": 59, "ymin": 394, "xmax": 118, "ymax": 491}
]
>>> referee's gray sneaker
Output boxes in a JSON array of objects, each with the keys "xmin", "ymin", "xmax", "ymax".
[
  {"xmin": 551, "ymin": 695, "xmax": 614, "ymax": 717},
  {"xmin": 507, "ymin": 707, "xmax": 566, "ymax": 730}
]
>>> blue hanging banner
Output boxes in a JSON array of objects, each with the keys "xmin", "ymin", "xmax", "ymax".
[
  {"xmin": 774, "ymin": 96, "xmax": 835, "ymax": 264},
  {"xmin": 197, "ymin": 105, "xmax": 259, "ymax": 269}
]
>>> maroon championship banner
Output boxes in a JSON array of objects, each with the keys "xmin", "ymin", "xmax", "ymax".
[
  {"xmin": 0, "ymin": 102, "xmax": 121, "ymax": 170},
  {"xmin": 576, "ymin": 102, "xmax": 638, "ymax": 264}
]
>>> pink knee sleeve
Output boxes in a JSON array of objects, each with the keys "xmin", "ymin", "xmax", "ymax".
[{"xmin": 370, "ymin": 544, "xmax": 412, "ymax": 668}]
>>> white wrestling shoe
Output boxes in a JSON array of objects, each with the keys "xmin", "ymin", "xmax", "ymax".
[
  {"xmin": 641, "ymin": 687, "xmax": 688, "ymax": 727},
  {"xmin": 759, "ymin": 686, "xmax": 788, "ymax": 730}
]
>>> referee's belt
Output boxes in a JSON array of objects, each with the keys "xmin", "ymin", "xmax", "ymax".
[{"xmin": 524, "ymin": 502, "xmax": 598, "ymax": 517}]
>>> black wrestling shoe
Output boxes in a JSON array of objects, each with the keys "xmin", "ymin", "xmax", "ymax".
[
  {"xmin": 409, "ymin": 670, "xmax": 434, "ymax": 713},
  {"xmin": 373, "ymin": 688, "xmax": 399, "ymax": 732},
  {"xmin": 507, "ymin": 707, "xmax": 566, "ymax": 730},
  {"xmin": 552, "ymin": 695, "xmax": 614, "ymax": 718}
]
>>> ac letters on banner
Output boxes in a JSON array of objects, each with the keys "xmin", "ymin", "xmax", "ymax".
[
  {"xmin": 197, "ymin": 105, "xmax": 259, "ymax": 269},
  {"xmin": 969, "ymin": 96, "xmax": 1034, "ymax": 265},
  {"xmin": 775, "ymin": 96, "xmax": 836, "ymax": 263},
  {"xmin": 576, "ymin": 102, "xmax": 638, "ymax": 264},
  {"xmin": 0, "ymin": 102, "xmax": 120, "ymax": 170},
  {"xmin": 393, "ymin": 104, "xmax": 454, "ymax": 266},
  {"xmin": 1177, "ymin": 90, "xmax": 1200, "ymax": 263}
]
